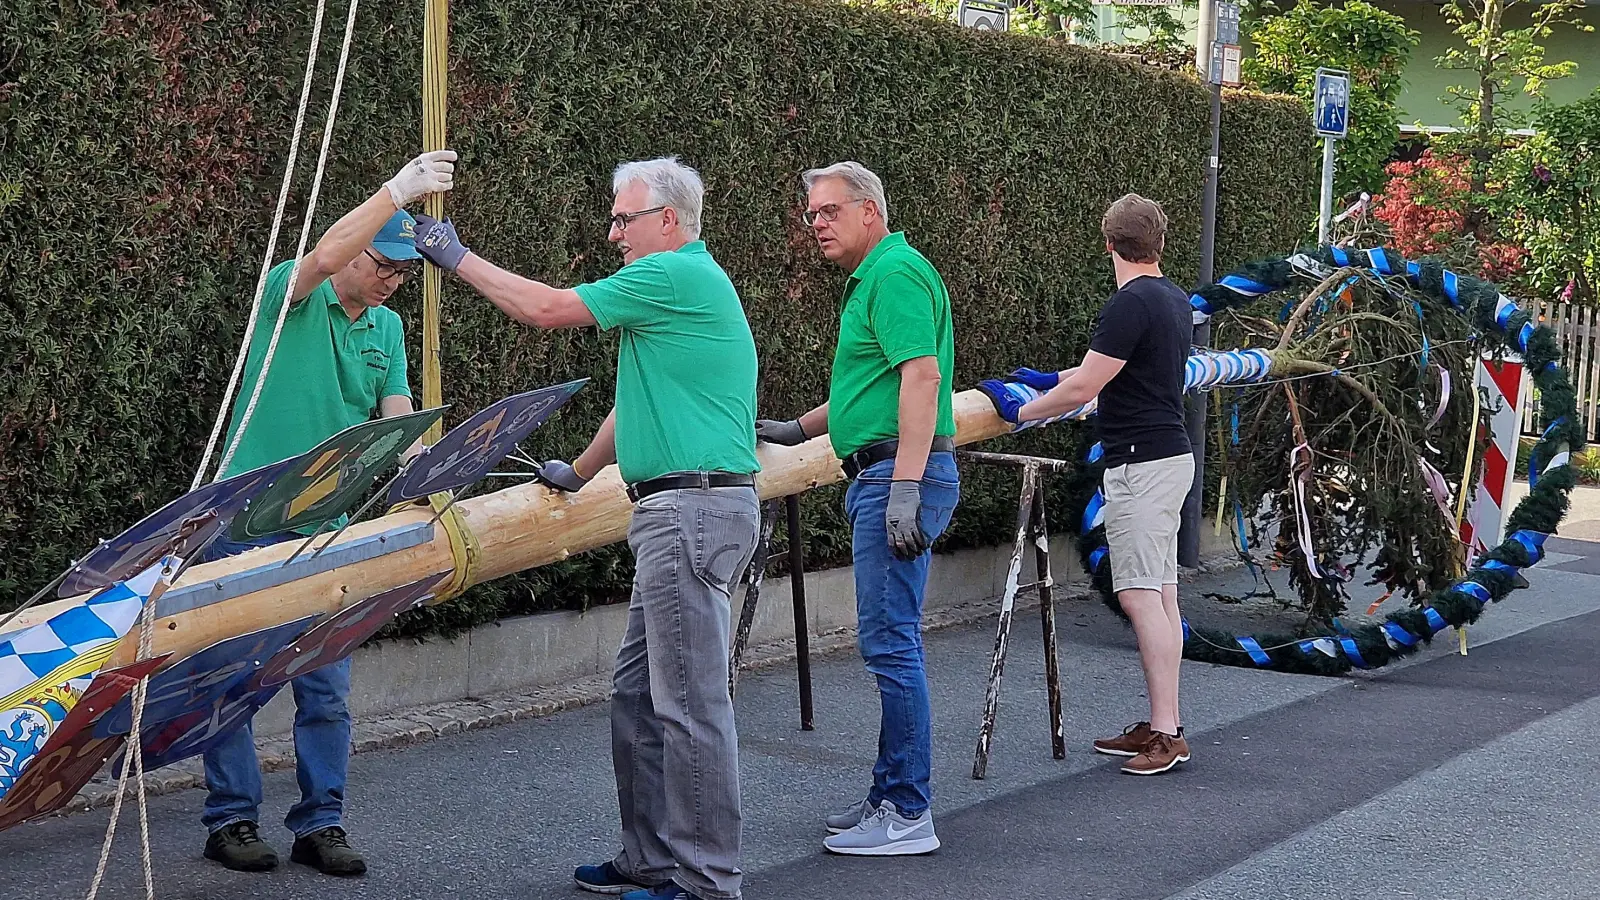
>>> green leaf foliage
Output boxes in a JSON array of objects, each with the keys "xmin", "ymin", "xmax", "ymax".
[
  {"xmin": 1487, "ymin": 89, "xmax": 1600, "ymax": 304},
  {"xmin": 0, "ymin": 0, "xmax": 1315, "ymax": 633},
  {"xmin": 1244, "ymin": 0, "xmax": 1418, "ymax": 196}
]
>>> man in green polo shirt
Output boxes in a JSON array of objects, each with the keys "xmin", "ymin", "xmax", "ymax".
[
  {"xmin": 414, "ymin": 156, "xmax": 759, "ymax": 900},
  {"xmin": 756, "ymin": 161, "xmax": 959, "ymax": 857},
  {"xmin": 197, "ymin": 149, "xmax": 456, "ymax": 878}
]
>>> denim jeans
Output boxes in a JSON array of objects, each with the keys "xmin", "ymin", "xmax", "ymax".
[
  {"xmin": 611, "ymin": 486, "xmax": 760, "ymax": 900},
  {"xmin": 845, "ymin": 451, "xmax": 960, "ymax": 817},
  {"xmin": 198, "ymin": 532, "xmax": 353, "ymax": 837}
]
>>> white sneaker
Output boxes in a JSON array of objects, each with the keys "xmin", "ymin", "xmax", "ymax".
[
  {"xmin": 822, "ymin": 801, "xmax": 940, "ymax": 856},
  {"xmin": 824, "ymin": 797, "xmax": 876, "ymax": 835}
]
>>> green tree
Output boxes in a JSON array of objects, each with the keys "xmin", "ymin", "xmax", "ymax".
[
  {"xmin": 1243, "ymin": 0, "xmax": 1418, "ymax": 195},
  {"xmin": 1112, "ymin": 1, "xmax": 1198, "ymax": 53},
  {"xmin": 1488, "ymin": 90, "xmax": 1600, "ymax": 304},
  {"xmin": 1436, "ymin": 0, "xmax": 1591, "ymax": 241}
]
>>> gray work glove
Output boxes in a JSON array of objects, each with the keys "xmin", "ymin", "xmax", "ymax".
[
  {"xmin": 885, "ymin": 481, "xmax": 931, "ymax": 561},
  {"xmin": 534, "ymin": 459, "xmax": 591, "ymax": 493},
  {"xmin": 414, "ymin": 213, "xmax": 470, "ymax": 272},
  {"xmin": 755, "ymin": 419, "xmax": 808, "ymax": 446}
]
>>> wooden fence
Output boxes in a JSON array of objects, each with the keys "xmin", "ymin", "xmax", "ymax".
[{"xmin": 1524, "ymin": 298, "xmax": 1600, "ymax": 440}]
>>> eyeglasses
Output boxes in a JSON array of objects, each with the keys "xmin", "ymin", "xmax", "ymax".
[
  {"xmin": 609, "ymin": 206, "xmax": 667, "ymax": 232},
  {"xmin": 364, "ymin": 249, "xmax": 416, "ymax": 280},
  {"xmin": 802, "ymin": 198, "xmax": 868, "ymax": 227}
]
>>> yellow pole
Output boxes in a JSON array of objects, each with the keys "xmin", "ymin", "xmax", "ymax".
[
  {"xmin": 420, "ymin": 0, "xmax": 449, "ymax": 442},
  {"xmin": 1452, "ymin": 381, "xmax": 1484, "ymax": 655}
]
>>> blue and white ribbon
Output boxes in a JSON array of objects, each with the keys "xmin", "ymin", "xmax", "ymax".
[
  {"xmin": 1508, "ymin": 530, "xmax": 1547, "ymax": 564},
  {"xmin": 1237, "ymin": 636, "xmax": 1272, "ymax": 666},
  {"xmin": 1185, "ymin": 348, "xmax": 1273, "ymax": 391},
  {"xmin": 1423, "ymin": 607, "xmax": 1448, "ymax": 634},
  {"xmin": 1082, "ymin": 490, "xmax": 1106, "ymax": 533},
  {"xmin": 1382, "ymin": 621, "xmax": 1418, "ymax": 649}
]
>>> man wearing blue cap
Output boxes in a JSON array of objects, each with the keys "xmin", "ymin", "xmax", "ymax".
[{"xmin": 197, "ymin": 149, "xmax": 456, "ymax": 877}]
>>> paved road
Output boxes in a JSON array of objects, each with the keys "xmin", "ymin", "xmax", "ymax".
[{"xmin": 7, "ymin": 538, "xmax": 1600, "ymax": 900}]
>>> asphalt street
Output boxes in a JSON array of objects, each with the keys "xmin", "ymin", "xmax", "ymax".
[{"xmin": 6, "ymin": 537, "xmax": 1600, "ymax": 900}]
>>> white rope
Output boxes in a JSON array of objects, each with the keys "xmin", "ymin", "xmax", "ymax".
[
  {"xmin": 83, "ymin": 561, "xmax": 167, "ymax": 900},
  {"xmin": 214, "ymin": 0, "xmax": 364, "ymax": 481},
  {"xmin": 189, "ymin": 0, "xmax": 332, "ymax": 490},
  {"xmin": 83, "ymin": 2, "xmax": 365, "ymax": 896}
]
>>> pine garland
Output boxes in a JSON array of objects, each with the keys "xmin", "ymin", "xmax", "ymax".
[{"xmin": 1067, "ymin": 246, "xmax": 1583, "ymax": 676}]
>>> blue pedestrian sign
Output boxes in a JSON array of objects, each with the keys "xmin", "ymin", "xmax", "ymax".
[{"xmin": 1313, "ymin": 68, "xmax": 1350, "ymax": 138}]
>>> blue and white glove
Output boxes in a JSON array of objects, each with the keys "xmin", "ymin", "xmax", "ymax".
[
  {"xmin": 414, "ymin": 213, "xmax": 471, "ymax": 272},
  {"xmin": 977, "ymin": 379, "xmax": 1043, "ymax": 431},
  {"xmin": 1005, "ymin": 367, "xmax": 1060, "ymax": 391}
]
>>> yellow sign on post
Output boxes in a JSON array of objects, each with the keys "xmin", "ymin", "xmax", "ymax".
[{"xmin": 421, "ymin": 0, "xmax": 450, "ymax": 444}]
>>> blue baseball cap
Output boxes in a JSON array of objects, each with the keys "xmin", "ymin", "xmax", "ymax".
[{"xmin": 371, "ymin": 209, "xmax": 422, "ymax": 261}]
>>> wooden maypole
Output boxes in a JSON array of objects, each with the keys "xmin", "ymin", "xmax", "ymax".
[
  {"xmin": 10, "ymin": 393, "xmax": 1017, "ymax": 672},
  {"xmin": 420, "ymin": 0, "xmax": 449, "ymax": 443}
]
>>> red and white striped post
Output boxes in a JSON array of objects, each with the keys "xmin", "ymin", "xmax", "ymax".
[{"xmin": 1461, "ymin": 355, "xmax": 1527, "ymax": 565}]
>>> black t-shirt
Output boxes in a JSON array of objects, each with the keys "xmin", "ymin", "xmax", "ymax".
[{"xmin": 1087, "ymin": 274, "xmax": 1193, "ymax": 467}]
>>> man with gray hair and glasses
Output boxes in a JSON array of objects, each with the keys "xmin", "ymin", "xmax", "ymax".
[
  {"xmin": 757, "ymin": 161, "xmax": 959, "ymax": 856},
  {"xmin": 413, "ymin": 157, "xmax": 760, "ymax": 900}
]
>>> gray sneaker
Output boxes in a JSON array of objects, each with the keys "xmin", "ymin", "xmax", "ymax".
[
  {"xmin": 825, "ymin": 797, "xmax": 876, "ymax": 835},
  {"xmin": 822, "ymin": 801, "xmax": 940, "ymax": 856}
]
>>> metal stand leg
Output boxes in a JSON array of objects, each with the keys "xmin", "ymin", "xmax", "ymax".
[
  {"xmin": 973, "ymin": 462, "xmax": 1039, "ymax": 780},
  {"xmin": 788, "ymin": 494, "xmax": 814, "ymax": 731},
  {"xmin": 729, "ymin": 499, "xmax": 782, "ymax": 698},
  {"xmin": 1033, "ymin": 483, "xmax": 1065, "ymax": 761}
]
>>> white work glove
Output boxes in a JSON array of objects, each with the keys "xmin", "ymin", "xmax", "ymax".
[{"xmin": 385, "ymin": 149, "xmax": 457, "ymax": 208}]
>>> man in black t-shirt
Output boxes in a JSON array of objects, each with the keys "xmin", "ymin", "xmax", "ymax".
[{"xmin": 984, "ymin": 194, "xmax": 1195, "ymax": 776}]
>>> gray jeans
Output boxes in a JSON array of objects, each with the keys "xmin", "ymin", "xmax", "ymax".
[{"xmin": 612, "ymin": 486, "xmax": 759, "ymax": 900}]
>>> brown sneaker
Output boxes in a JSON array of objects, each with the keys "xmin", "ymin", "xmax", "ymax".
[
  {"xmin": 1121, "ymin": 730, "xmax": 1191, "ymax": 775},
  {"xmin": 1093, "ymin": 722, "xmax": 1154, "ymax": 757}
]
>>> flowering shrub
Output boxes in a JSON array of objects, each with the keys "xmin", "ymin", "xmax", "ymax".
[{"xmin": 1373, "ymin": 149, "xmax": 1527, "ymax": 282}]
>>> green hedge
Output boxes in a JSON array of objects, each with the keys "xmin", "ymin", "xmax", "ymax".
[{"xmin": 0, "ymin": 0, "xmax": 1316, "ymax": 631}]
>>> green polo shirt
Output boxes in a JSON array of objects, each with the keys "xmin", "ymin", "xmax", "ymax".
[
  {"xmin": 827, "ymin": 232, "xmax": 956, "ymax": 459},
  {"xmin": 220, "ymin": 260, "xmax": 412, "ymax": 487},
  {"xmin": 576, "ymin": 241, "xmax": 759, "ymax": 484}
]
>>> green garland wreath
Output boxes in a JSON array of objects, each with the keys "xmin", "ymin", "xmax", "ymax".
[{"xmin": 1065, "ymin": 245, "xmax": 1582, "ymax": 676}]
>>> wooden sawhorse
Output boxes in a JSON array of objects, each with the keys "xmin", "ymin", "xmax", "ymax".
[{"xmin": 960, "ymin": 450, "xmax": 1071, "ymax": 779}]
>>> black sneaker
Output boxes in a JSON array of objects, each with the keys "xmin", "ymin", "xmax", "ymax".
[
  {"xmin": 289, "ymin": 825, "xmax": 367, "ymax": 877},
  {"xmin": 204, "ymin": 821, "xmax": 279, "ymax": 872}
]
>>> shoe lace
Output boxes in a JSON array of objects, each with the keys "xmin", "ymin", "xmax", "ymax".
[
  {"xmin": 228, "ymin": 823, "xmax": 264, "ymax": 845},
  {"xmin": 318, "ymin": 827, "xmax": 352, "ymax": 850},
  {"xmin": 852, "ymin": 804, "xmax": 890, "ymax": 833},
  {"xmin": 1144, "ymin": 732, "xmax": 1176, "ymax": 755}
]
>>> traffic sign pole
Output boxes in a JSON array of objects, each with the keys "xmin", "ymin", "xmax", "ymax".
[
  {"xmin": 1318, "ymin": 136, "xmax": 1337, "ymax": 245},
  {"xmin": 1180, "ymin": 0, "xmax": 1237, "ymax": 570},
  {"xmin": 1311, "ymin": 68, "xmax": 1350, "ymax": 246}
]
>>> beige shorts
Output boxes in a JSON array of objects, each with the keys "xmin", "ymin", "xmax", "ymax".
[{"xmin": 1103, "ymin": 452, "xmax": 1196, "ymax": 593}]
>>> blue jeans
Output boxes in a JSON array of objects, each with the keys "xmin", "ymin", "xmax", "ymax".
[
  {"xmin": 198, "ymin": 532, "xmax": 353, "ymax": 837},
  {"xmin": 844, "ymin": 451, "xmax": 960, "ymax": 817}
]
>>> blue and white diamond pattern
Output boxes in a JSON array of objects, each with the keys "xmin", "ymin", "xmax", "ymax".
[{"xmin": 0, "ymin": 556, "xmax": 175, "ymax": 711}]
